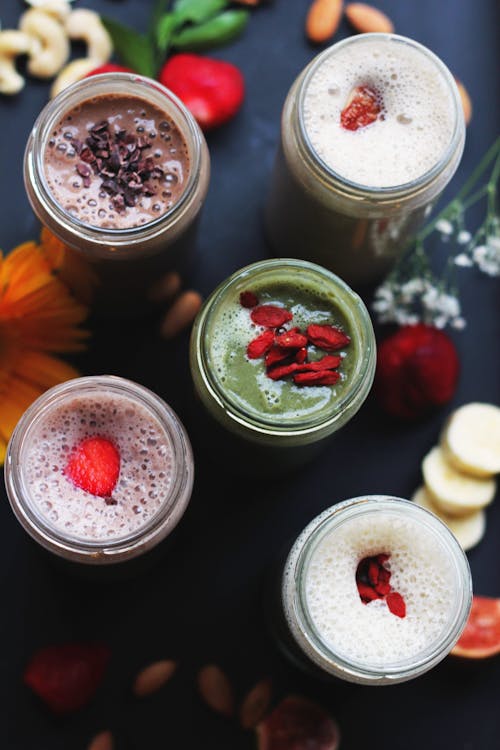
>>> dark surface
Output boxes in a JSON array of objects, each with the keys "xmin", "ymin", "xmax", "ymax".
[{"xmin": 1, "ymin": 1, "xmax": 500, "ymax": 748}]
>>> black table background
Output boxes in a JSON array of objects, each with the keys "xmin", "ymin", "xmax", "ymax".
[{"xmin": 1, "ymin": 1, "xmax": 499, "ymax": 748}]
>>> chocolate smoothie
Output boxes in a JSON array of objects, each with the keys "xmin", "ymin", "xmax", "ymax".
[{"xmin": 44, "ymin": 94, "xmax": 190, "ymax": 229}]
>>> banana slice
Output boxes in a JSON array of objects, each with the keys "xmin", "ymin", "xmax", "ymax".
[
  {"xmin": 422, "ymin": 445, "xmax": 496, "ymax": 517},
  {"xmin": 442, "ymin": 402, "xmax": 500, "ymax": 478},
  {"xmin": 411, "ymin": 485, "xmax": 486, "ymax": 551}
]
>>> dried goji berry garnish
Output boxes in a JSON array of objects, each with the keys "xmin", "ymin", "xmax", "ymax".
[
  {"xmin": 274, "ymin": 327, "xmax": 308, "ymax": 349},
  {"xmin": 386, "ymin": 592, "xmax": 407, "ymax": 618},
  {"xmin": 267, "ymin": 362, "xmax": 301, "ymax": 381},
  {"xmin": 247, "ymin": 330, "xmax": 275, "ymax": 359},
  {"xmin": 357, "ymin": 582, "xmax": 382, "ymax": 603},
  {"xmin": 307, "ymin": 324, "xmax": 351, "ymax": 351},
  {"xmin": 340, "ymin": 85, "xmax": 382, "ymax": 131},
  {"xmin": 293, "ymin": 370, "xmax": 340, "ymax": 386},
  {"xmin": 251, "ymin": 305, "xmax": 293, "ymax": 328},
  {"xmin": 240, "ymin": 290, "xmax": 258, "ymax": 308},
  {"xmin": 295, "ymin": 347, "xmax": 308, "ymax": 364},
  {"xmin": 265, "ymin": 345, "xmax": 291, "ymax": 368},
  {"xmin": 296, "ymin": 354, "xmax": 342, "ymax": 372},
  {"xmin": 368, "ymin": 560, "xmax": 380, "ymax": 586}
]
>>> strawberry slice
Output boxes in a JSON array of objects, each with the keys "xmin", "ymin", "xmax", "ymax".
[
  {"xmin": 341, "ymin": 85, "xmax": 382, "ymax": 131},
  {"xmin": 64, "ymin": 436, "xmax": 120, "ymax": 498},
  {"xmin": 24, "ymin": 643, "xmax": 110, "ymax": 715}
]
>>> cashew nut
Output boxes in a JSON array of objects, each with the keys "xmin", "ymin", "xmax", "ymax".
[
  {"xmin": 19, "ymin": 8, "xmax": 70, "ymax": 78},
  {"xmin": 25, "ymin": 0, "xmax": 73, "ymax": 23},
  {"xmin": 0, "ymin": 30, "xmax": 40, "ymax": 94},
  {"xmin": 50, "ymin": 57, "xmax": 100, "ymax": 99},
  {"xmin": 65, "ymin": 9, "xmax": 112, "ymax": 64}
]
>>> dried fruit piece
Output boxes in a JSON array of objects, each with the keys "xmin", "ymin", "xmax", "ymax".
[
  {"xmin": 422, "ymin": 446, "xmax": 496, "ymax": 517},
  {"xmin": 293, "ymin": 370, "xmax": 340, "ymax": 386},
  {"xmin": 240, "ymin": 290, "xmax": 259, "ymax": 308},
  {"xmin": 275, "ymin": 327, "xmax": 308, "ymax": 349},
  {"xmin": 197, "ymin": 664, "xmax": 235, "ymax": 717},
  {"xmin": 374, "ymin": 324, "xmax": 460, "ymax": 420},
  {"xmin": 451, "ymin": 596, "xmax": 500, "ymax": 659},
  {"xmin": 306, "ymin": 323, "xmax": 351, "ymax": 350},
  {"xmin": 251, "ymin": 304, "xmax": 293, "ymax": 328},
  {"xmin": 386, "ymin": 591, "xmax": 406, "ymax": 618},
  {"xmin": 160, "ymin": 289, "xmax": 203, "ymax": 339},
  {"xmin": 295, "ymin": 347, "xmax": 308, "ymax": 364},
  {"xmin": 87, "ymin": 730, "xmax": 114, "ymax": 750},
  {"xmin": 132, "ymin": 659, "xmax": 177, "ymax": 698},
  {"xmin": 306, "ymin": 0, "xmax": 344, "ymax": 44},
  {"xmin": 247, "ymin": 330, "xmax": 276, "ymax": 359},
  {"xmin": 24, "ymin": 643, "xmax": 110, "ymax": 715},
  {"xmin": 340, "ymin": 85, "xmax": 382, "ymax": 130},
  {"xmin": 267, "ymin": 362, "xmax": 301, "ymax": 381},
  {"xmin": 64, "ymin": 437, "xmax": 120, "ymax": 499},
  {"xmin": 256, "ymin": 695, "xmax": 340, "ymax": 750},
  {"xmin": 265, "ymin": 345, "xmax": 291, "ymax": 367},
  {"xmin": 345, "ymin": 3, "xmax": 394, "ymax": 33},
  {"xmin": 239, "ymin": 678, "xmax": 273, "ymax": 730},
  {"xmin": 300, "ymin": 355, "xmax": 341, "ymax": 371}
]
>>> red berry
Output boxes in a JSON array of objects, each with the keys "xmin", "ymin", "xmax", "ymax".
[
  {"xmin": 375, "ymin": 324, "xmax": 460, "ymax": 420},
  {"xmin": 24, "ymin": 643, "xmax": 110, "ymax": 715},
  {"xmin": 386, "ymin": 591, "xmax": 407, "ymax": 618},
  {"xmin": 340, "ymin": 85, "xmax": 382, "ymax": 131},
  {"xmin": 85, "ymin": 63, "xmax": 134, "ymax": 77},
  {"xmin": 64, "ymin": 436, "xmax": 120, "ymax": 498},
  {"xmin": 158, "ymin": 53, "xmax": 245, "ymax": 130}
]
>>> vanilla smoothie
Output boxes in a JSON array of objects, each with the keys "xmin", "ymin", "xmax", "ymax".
[
  {"xmin": 281, "ymin": 496, "xmax": 472, "ymax": 684},
  {"xmin": 24, "ymin": 74, "xmax": 210, "ymax": 316},
  {"xmin": 264, "ymin": 34, "xmax": 465, "ymax": 286},
  {"xmin": 5, "ymin": 376, "xmax": 194, "ymax": 565}
]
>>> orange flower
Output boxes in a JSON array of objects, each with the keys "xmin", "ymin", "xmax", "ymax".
[{"xmin": 0, "ymin": 234, "xmax": 89, "ymax": 463}]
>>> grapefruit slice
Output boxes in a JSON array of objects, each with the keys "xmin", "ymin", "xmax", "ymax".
[
  {"xmin": 451, "ymin": 595, "xmax": 500, "ymax": 658},
  {"xmin": 256, "ymin": 695, "xmax": 340, "ymax": 750}
]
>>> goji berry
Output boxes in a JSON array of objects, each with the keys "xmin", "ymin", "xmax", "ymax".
[
  {"xmin": 275, "ymin": 327, "xmax": 308, "ymax": 349},
  {"xmin": 297, "ymin": 355, "xmax": 341, "ymax": 372},
  {"xmin": 251, "ymin": 305, "xmax": 293, "ymax": 328},
  {"xmin": 357, "ymin": 582, "xmax": 382, "ymax": 602},
  {"xmin": 240, "ymin": 290, "xmax": 258, "ymax": 308},
  {"xmin": 265, "ymin": 345, "xmax": 291, "ymax": 368},
  {"xmin": 247, "ymin": 330, "xmax": 275, "ymax": 359},
  {"xmin": 368, "ymin": 560, "xmax": 380, "ymax": 586},
  {"xmin": 293, "ymin": 371, "xmax": 340, "ymax": 386},
  {"xmin": 340, "ymin": 85, "xmax": 382, "ymax": 131},
  {"xmin": 267, "ymin": 362, "xmax": 301, "ymax": 380},
  {"xmin": 295, "ymin": 347, "xmax": 308, "ymax": 364},
  {"xmin": 386, "ymin": 592, "xmax": 406, "ymax": 618},
  {"xmin": 307, "ymin": 324, "xmax": 351, "ymax": 350}
]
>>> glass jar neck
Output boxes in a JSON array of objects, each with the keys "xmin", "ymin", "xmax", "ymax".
[
  {"xmin": 192, "ymin": 259, "xmax": 376, "ymax": 446},
  {"xmin": 5, "ymin": 375, "xmax": 194, "ymax": 564},
  {"xmin": 292, "ymin": 33, "xmax": 465, "ymax": 203},
  {"xmin": 283, "ymin": 496, "xmax": 472, "ymax": 684},
  {"xmin": 25, "ymin": 73, "xmax": 205, "ymax": 259}
]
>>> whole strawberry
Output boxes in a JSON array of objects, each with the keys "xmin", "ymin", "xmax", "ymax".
[
  {"xmin": 374, "ymin": 324, "xmax": 460, "ymax": 420},
  {"xmin": 24, "ymin": 643, "xmax": 110, "ymax": 714},
  {"xmin": 159, "ymin": 53, "xmax": 245, "ymax": 130}
]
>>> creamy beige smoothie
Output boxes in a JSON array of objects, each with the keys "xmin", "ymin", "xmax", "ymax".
[{"xmin": 264, "ymin": 34, "xmax": 465, "ymax": 287}]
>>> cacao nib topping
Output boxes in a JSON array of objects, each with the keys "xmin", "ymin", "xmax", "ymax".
[{"xmin": 71, "ymin": 119, "xmax": 166, "ymax": 213}]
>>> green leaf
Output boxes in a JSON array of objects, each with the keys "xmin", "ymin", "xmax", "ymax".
[
  {"xmin": 101, "ymin": 16, "xmax": 156, "ymax": 79},
  {"xmin": 156, "ymin": 13, "xmax": 179, "ymax": 54},
  {"xmin": 172, "ymin": 0, "xmax": 229, "ymax": 25},
  {"xmin": 171, "ymin": 9, "xmax": 249, "ymax": 51}
]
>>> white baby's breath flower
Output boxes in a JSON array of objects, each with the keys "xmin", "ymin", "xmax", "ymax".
[
  {"xmin": 455, "ymin": 253, "xmax": 473, "ymax": 267},
  {"xmin": 435, "ymin": 218, "xmax": 454, "ymax": 236},
  {"xmin": 457, "ymin": 230, "xmax": 472, "ymax": 244}
]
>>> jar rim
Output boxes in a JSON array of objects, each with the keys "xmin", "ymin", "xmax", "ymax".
[
  {"xmin": 283, "ymin": 495, "xmax": 472, "ymax": 683},
  {"xmin": 25, "ymin": 73, "xmax": 204, "ymax": 253},
  {"xmin": 4, "ymin": 375, "xmax": 194, "ymax": 564},
  {"xmin": 296, "ymin": 33, "xmax": 465, "ymax": 197},
  {"xmin": 192, "ymin": 258, "xmax": 376, "ymax": 442}
]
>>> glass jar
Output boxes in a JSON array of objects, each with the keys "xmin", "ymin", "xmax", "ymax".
[
  {"xmin": 24, "ymin": 73, "xmax": 210, "ymax": 317},
  {"xmin": 264, "ymin": 33, "xmax": 465, "ymax": 288},
  {"xmin": 4, "ymin": 375, "xmax": 194, "ymax": 567},
  {"xmin": 278, "ymin": 495, "xmax": 472, "ymax": 685},
  {"xmin": 189, "ymin": 258, "xmax": 376, "ymax": 474}
]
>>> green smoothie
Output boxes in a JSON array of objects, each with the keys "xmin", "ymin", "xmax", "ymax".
[{"xmin": 190, "ymin": 260, "xmax": 376, "ymax": 452}]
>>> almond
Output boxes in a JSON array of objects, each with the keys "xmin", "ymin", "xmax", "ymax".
[
  {"xmin": 455, "ymin": 78, "xmax": 472, "ymax": 125},
  {"xmin": 197, "ymin": 664, "xmax": 235, "ymax": 717},
  {"xmin": 160, "ymin": 289, "xmax": 203, "ymax": 339},
  {"xmin": 87, "ymin": 730, "xmax": 113, "ymax": 750},
  {"xmin": 345, "ymin": 3, "xmax": 394, "ymax": 33},
  {"xmin": 132, "ymin": 659, "xmax": 177, "ymax": 697},
  {"xmin": 148, "ymin": 271, "xmax": 182, "ymax": 303},
  {"xmin": 239, "ymin": 678, "xmax": 273, "ymax": 729},
  {"xmin": 306, "ymin": 0, "xmax": 343, "ymax": 44}
]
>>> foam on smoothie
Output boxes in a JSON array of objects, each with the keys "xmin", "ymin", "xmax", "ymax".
[
  {"xmin": 284, "ymin": 507, "xmax": 457, "ymax": 666},
  {"xmin": 303, "ymin": 38, "xmax": 456, "ymax": 187},
  {"xmin": 24, "ymin": 391, "xmax": 173, "ymax": 542}
]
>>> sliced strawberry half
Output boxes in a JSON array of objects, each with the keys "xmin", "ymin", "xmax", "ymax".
[
  {"xmin": 64, "ymin": 436, "xmax": 120, "ymax": 498},
  {"xmin": 341, "ymin": 85, "xmax": 382, "ymax": 131}
]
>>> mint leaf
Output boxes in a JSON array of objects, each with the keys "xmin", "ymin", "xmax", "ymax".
[
  {"xmin": 101, "ymin": 17, "xmax": 156, "ymax": 79},
  {"xmin": 156, "ymin": 13, "xmax": 179, "ymax": 54},
  {"xmin": 173, "ymin": 0, "xmax": 229, "ymax": 24}
]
